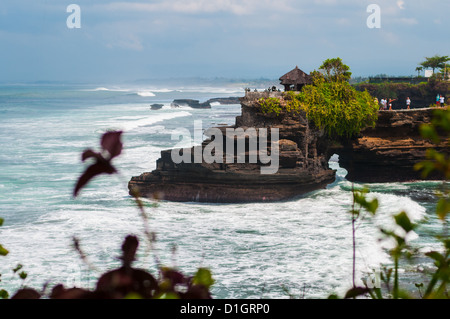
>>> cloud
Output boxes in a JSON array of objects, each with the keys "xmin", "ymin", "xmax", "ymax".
[
  {"xmin": 336, "ymin": 18, "xmax": 351, "ymax": 26},
  {"xmin": 313, "ymin": 0, "xmax": 338, "ymax": 5},
  {"xmin": 96, "ymin": 0, "xmax": 295, "ymax": 15},
  {"xmin": 382, "ymin": 31, "xmax": 400, "ymax": 45},
  {"xmin": 399, "ymin": 18, "xmax": 418, "ymax": 26},
  {"xmin": 106, "ymin": 32, "xmax": 144, "ymax": 51},
  {"xmin": 2, "ymin": 0, "xmax": 449, "ymax": 81}
]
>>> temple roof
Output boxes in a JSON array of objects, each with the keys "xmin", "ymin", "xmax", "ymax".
[{"xmin": 279, "ymin": 66, "xmax": 312, "ymax": 85}]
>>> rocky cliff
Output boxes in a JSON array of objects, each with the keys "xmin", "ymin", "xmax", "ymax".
[
  {"xmin": 129, "ymin": 92, "xmax": 336, "ymax": 203},
  {"xmin": 129, "ymin": 92, "xmax": 447, "ymax": 203},
  {"xmin": 335, "ymin": 108, "xmax": 448, "ymax": 182}
]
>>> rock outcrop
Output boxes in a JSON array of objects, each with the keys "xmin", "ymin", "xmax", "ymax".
[
  {"xmin": 334, "ymin": 108, "xmax": 448, "ymax": 182},
  {"xmin": 130, "ymin": 91, "xmax": 447, "ymax": 203},
  {"xmin": 170, "ymin": 97, "xmax": 242, "ymax": 109},
  {"xmin": 129, "ymin": 92, "xmax": 336, "ymax": 203},
  {"xmin": 150, "ymin": 104, "xmax": 164, "ymax": 110},
  {"xmin": 171, "ymin": 99, "xmax": 211, "ymax": 109}
]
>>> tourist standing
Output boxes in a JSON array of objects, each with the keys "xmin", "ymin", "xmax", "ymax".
[
  {"xmin": 389, "ymin": 98, "xmax": 396, "ymax": 110},
  {"xmin": 440, "ymin": 95, "xmax": 445, "ymax": 107},
  {"xmin": 436, "ymin": 94, "xmax": 441, "ymax": 107},
  {"xmin": 406, "ymin": 97, "xmax": 411, "ymax": 110}
]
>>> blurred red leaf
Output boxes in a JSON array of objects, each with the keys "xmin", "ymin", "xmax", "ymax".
[
  {"xmin": 11, "ymin": 288, "xmax": 41, "ymax": 299},
  {"xmin": 163, "ymin": 269, "xmax": 186, "ymax": 287},
  {"xmin": 50, "ymin": 284, "xmax": 94, "ymax": 299},
  {"xmin": 182, "ymin": 285, "xmax": 212, "ymax": 299},
  {"xmin": 82, "ymin": 149, "xmax": 102, "ymax": 162},
  {"xmin": 121, "ymin": 235, "xmax": 139, "ymax": 266},
  {"xmin": 73, "ymin": 161, "xmax": 116, "ymax": 197},
  {"xmin": 101, "ymin": 131, "xmax": 123, "ymax": 159},
  {"xmin": 96, "ymin": 267, "xmax": 158, "ymax": 299},
  {"xmin": 74, "ymin": 131, "xmax": 123, "ymax": 197},
  {"xmin": 344, "ymin": 287, "xmax": 370, "ymax": 299}
]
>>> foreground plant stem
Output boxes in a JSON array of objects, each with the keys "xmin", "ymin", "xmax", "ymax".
[
  {"xmin": 393, "ymin": 254, "xmax": 399, "ymax": 299},
  {"xmin": 351, "ymin": 184, "xmax": 357, "ymax": 289}
]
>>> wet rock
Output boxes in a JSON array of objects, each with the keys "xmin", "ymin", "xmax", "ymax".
[
  {"xmin": 150, "ymin": 104, "xmax": 164, "ymax": 110},
  {"xmin": 171, "ymin": 99, "xmax": 211, "ymax": 109}
]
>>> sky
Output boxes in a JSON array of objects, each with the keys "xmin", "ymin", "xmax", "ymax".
[{"xmin": 0, "ymin": 0, "xmax": 449, "ymax": 83}]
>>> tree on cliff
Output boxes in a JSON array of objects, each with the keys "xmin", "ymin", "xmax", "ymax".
[
  {"xmin": 318, "ymin": 57, "xmax": 352, "ymax": 82},
  {"xmin": 415, "ymin": 66, "xmax": 423, "ymax": 77},
  {"xmin": 259, "ymin": 58, "xmax": 378, "ymax": 138},
  {"xmin": 295, "ymin": 72, "xmax": 378, "ymax": 138},
  {"xmin": 297, "ymin": 58, "xmax": 378, "ymax": 138},
  {"xmin": 420, "ymin": 55, "xmax": 450, "ymax": 74}
]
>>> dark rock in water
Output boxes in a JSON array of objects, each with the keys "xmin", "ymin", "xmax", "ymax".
[
  {"xmin": 393, "ymin": 189, "xmax": 438, "ymax": 203},
  {"xmin": 171, "ymin": 99, "xmax": 211, "ymax": 109},
  {"xmin": 150, "ymin": 104, "xmax": 164, "ymax": 110},
  {"xmin": 129, "ymin": 160, "xmax": 335, "ymax": 203},
  {"xmin": 169, "ymin": 97, "xmax": 242, "ymax": 109}
]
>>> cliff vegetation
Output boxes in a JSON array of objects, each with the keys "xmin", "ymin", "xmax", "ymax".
[{"xmin": 258, "ymin": 59, "xmax": 379, "ymax": 138}]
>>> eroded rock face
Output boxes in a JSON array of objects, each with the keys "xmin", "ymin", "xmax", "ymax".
[
  {"xmin": 334, "ymin": 108, "xmax": 448, "ymax": 182},
  {"xmin": 129, "ymin": 92, "xmax": 336, "ymax": 203},
  {"xmin": 129, "ymin": 93, "xmax": 446, "ymax": 202}
]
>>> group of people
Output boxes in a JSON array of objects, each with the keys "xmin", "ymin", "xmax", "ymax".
[
  {"xmin": 377, "ymin": 98, "xmax": 398, "ymax": 110},
  {"xmin": 244, "ymin": 87, "xmax": 282, "ymax": 93},
  {"xmin": 376, "ymin": 94, "xmax": 446, "ymax": 110}
]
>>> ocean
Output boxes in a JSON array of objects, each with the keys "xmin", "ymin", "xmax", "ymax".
[{"xmin": 0, "ymin": 83, "xmax": 444, "ymax": 299}]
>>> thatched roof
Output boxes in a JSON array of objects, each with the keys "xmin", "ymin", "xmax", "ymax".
[{"xmin": 279, "ymin": 66, "xmax": 312, "ymax": 85}]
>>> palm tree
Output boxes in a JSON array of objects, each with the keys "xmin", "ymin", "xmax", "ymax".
[
  {"xmin": 415, "ymin": 66, "xmax": 423, "ymax": 77},
  {"xmin": 420, "ymin": 55, "xmax": 450, "ymax": 74}
]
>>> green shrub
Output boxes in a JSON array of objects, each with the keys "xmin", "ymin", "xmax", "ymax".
[
  {"xmin": 257, "ymin": 97, "xmax": 283, "ymax": 116},
  {"xmin": 292, "ymin": 77, "xmax": 378, "ymax": 138},
  {"xmin": 258, "ymin": 80, "xmax": 378, "ymax": 138}
]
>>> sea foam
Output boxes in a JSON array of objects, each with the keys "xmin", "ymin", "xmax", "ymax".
[
  {"xmin": 106, "ymin": 111, "xmax": 191, "ymax": 132},
  {"xmin": 136, "ymin": 91, "xmax": 156, "ymax": 97}
]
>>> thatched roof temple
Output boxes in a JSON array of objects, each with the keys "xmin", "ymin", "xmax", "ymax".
[{"xmin": 279, "ymin": 66, "xmax": 312, "ymax": 91}]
